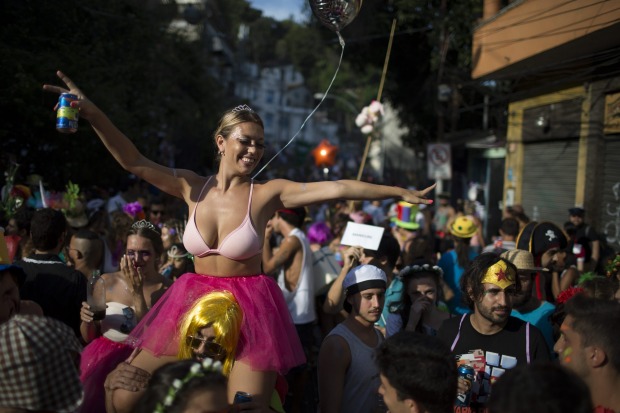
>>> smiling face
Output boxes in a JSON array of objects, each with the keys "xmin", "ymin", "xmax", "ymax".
[
  {"xmin": 218, "ymin": 123, "xmax": 265, "ymax": 174},
  {"xmin": 187, "ymin": 325, "xmax": 227, "ymax": 362}
]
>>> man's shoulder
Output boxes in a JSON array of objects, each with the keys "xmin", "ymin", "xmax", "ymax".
[
  {"xmin": 437, "ymin": 313, "xmax": 467, "ymax": 342},
  {"xmin": 18, "ymin": 255, "xmax": 84, "ymax": 281}
]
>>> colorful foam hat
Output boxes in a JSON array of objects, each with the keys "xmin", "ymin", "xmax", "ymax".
[
  {"xmin": 449, "ymin": 216, "xmax": 477, "ymax": 238},
  {"xmin": 392, "ymin": 201, "xmax": 419, "ymax": 230}
]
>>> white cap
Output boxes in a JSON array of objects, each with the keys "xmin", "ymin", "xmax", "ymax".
[{"xmin": 343, "ymin": 264, "xmax": 387, "ymax": 293}]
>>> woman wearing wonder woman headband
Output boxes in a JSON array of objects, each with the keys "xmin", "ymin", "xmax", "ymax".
[{"xmin": 44, "ymin": 71, "xmax": 435, "ymax": 412}]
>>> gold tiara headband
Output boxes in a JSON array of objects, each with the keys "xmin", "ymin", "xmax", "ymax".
[
  {"xmin": 231, "ymin": 104, "xmax": 253, "ymax": 113},
  {"xmin": 481, "ymin": 259, "xmax": 516, "ymax": 289}
]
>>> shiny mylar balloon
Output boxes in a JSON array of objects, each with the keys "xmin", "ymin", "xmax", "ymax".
[{"xmin": 309, "ymin": 0, "xmax": 362, "ymax": 32}]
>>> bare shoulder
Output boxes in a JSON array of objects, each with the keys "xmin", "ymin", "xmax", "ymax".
[{"xmin": 101, "ymin": 271, "xmax": 124, "ymax": 293}]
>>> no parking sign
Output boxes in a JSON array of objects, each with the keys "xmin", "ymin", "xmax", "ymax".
[{"xmin": 427, "ymin": 143, "xmax": 452, "ymax": 179}]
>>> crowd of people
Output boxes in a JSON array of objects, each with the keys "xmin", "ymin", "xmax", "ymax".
[{"xmin": 0, "ymin": 70, "xmax": 619, "ymax": 413}]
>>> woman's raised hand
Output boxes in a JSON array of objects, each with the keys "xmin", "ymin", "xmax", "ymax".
[
  {"xmin": 43, "ymin": 70, "xmax": 99, "ymax": 121},
  {"xmin": 402, "ymin": 183, "xmax": 437, "ymax": 205},
  {"xmin": 121, "ymin": 255, "xmax": 144, "ymax": 295}
]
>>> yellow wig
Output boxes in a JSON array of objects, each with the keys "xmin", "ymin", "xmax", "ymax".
[{"xmin": 176, "ymin": 290, "xmax": 242, "ymax": 376}]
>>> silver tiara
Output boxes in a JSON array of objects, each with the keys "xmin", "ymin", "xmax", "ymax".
[
  {"xmin": 167, "ymin": 245, "xmax": 190, "ymax": 259},
  {"xmin": 132, "ymin": 219, "xmax": 159, "ymax": 233},
  {"xmin": 231, "ymin": 104, "xmax": 253, "ymax": 113}
]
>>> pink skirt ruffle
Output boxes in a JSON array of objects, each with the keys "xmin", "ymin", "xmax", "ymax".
[
  {"xmin": 79, "ymin": 336, "xmax": 133, "ymax": 413},
  {"xmin": 126, "ymin": 273, "xmax": 305, "ymax": 375}
]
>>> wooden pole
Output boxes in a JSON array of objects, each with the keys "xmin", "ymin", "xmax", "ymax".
[{"xmin": 354, "ymin": 18, "xmax": 397, "ymax": 183}]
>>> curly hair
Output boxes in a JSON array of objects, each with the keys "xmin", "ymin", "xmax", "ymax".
[{"xmin": 459, "ymin": 253, "xmax": 519, "ymax": 310}]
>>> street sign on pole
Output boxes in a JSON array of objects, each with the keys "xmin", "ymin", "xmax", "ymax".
[{"xmin": 427, "ymin": 143, "xmax": 452, "ymax": 180}]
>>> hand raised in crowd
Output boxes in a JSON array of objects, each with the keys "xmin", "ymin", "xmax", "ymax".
[
  {"xmin": 42, "ymin": 71, "xmax": 101, "ymax": 122},
  {"xmin": 411, "ymin": 295, "xmax": 433, "ymax": 315},
  {"xmin": 121, "ymin": 254, "xmax": 144, "ymax": 295},
  {"xmin": 342, "ymin": 246, "xmax": 364, "ymax": 270}
]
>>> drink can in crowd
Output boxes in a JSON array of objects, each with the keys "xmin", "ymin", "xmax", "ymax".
[
  {"xmin": 455, "ymin": 364, "xmax": 475, "ymax": 407},
  {"xmin": 233, "ymin": 391, "xmax": 252, "ymax": 404},
  {"xmin": 56, "ymin": 92, "xmax": 79, "ymax": 133}
]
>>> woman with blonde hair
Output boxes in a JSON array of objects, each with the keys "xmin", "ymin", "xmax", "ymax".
[
  {"xmin": 45, "ymin": 71, "xmax": 434, "ymax": 412},
  {"xmin": 176, "ymin": 290, "xmax": 241, "ymax": 377}
]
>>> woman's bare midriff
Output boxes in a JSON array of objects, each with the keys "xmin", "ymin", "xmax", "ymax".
[{"xmin": 192, "ymin": 253, "xmax": 264, "ymax": 276}]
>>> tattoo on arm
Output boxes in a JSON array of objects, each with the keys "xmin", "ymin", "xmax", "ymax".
[{"xmin": 301, "ymin": 183, "xmax": 307, "ymax": 191}]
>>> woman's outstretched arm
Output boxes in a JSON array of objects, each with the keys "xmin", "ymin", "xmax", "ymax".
[
  {"xmin": 43, "ymin": 71, "xmax": 195, "ymax": 199},
  {"xmin": 265, "ymin": 178, "xmax": 435, "ymax": 210}
]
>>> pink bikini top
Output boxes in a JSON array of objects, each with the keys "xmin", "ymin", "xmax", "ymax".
[{"xmin": 183, "ymin": 177, "xmax": 262, "ymax": 261}]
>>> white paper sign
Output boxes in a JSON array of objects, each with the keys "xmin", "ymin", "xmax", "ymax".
[{"xmin": 340, "ymin": 222, "xmax": 385, "ymax": 251}]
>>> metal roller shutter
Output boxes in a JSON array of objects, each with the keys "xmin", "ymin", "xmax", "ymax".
[
  {"xmin": 521, "ymin": 140, "xmax": 579, "ymax": 227},
  {"xmin": 598, "ymin": 139, "xmax": 620, "ymax": 250}
]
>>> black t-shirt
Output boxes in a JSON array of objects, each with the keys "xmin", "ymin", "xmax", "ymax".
[
  {"xmin": 438, "ymin": 315, "xmax": 550, "ymax": 412},
  {"xmin": 17, "ymin": 253, "xmax": 87, "ymax": 338}
]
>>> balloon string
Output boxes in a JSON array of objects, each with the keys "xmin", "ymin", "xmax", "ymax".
[{"xmin": 252, "ymin": 32, "xmax": 346, "ymax": 179}]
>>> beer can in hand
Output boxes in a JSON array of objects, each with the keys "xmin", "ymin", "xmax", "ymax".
[
  {"xmin": 455, "ymin": 364, "xmax": 475, "ymax": 407},
  {"xmin": 56, "ymin": 93, "xmax": 79, "ymax": 133}
]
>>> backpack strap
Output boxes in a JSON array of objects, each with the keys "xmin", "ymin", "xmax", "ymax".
[
  {"xmin": 451, "ymin": 314, "xmax": 468, "ymax": 352},
  {"xmin": 526, "ymin": 322, "xmax": 531, "ymax": 364}
]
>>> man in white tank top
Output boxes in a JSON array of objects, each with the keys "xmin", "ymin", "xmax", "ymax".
[
  {"xmin": 263, "ymin": 207, "xmax": 316, "ymax": 412},
  {"xmin": 318, "ymin": 264, "xmax": 387, "ymax": 413}
]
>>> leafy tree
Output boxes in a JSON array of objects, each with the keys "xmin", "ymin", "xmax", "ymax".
[{"xmin": 0, "ymin": 0, "xmax": 225, "ymax": 191}]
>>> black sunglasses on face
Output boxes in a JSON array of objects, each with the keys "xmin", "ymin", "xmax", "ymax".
[{"xmin": 186, "ymin": 335, "xmax": 226, "ymax": 358}]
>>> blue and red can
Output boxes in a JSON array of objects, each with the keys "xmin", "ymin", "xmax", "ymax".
[
  {"xmin": 233, "ymin": 391, "xmax": 252, "ymax": 404},
  {"xmin": 56, "ymin": 93, "xmax": 79, "ymax": 133},
  {"xmin": 455, "ymin": 364, "xmax": 475, "ymax": 407}
]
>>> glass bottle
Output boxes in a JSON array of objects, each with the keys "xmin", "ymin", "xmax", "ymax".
[{"xmin": 87, "ymin": 270, "xmax": 106, "ymax": 321}]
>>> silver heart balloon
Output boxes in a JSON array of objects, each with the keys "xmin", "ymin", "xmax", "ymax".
[{"xmin": 309, "ymin": 0, "xmax": 363, "ymax": 32}]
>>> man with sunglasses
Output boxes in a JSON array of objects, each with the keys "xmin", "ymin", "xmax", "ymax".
[
  {"xmin": 437, "ymin": 253, "xmax": 550, "ymax": 412},
  {"xmin": 147, "ymin": 197, "xmax": 167, "ymax": 228}
]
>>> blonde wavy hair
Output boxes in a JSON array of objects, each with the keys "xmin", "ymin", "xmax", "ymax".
[{"xmin": 176, "ymin": 290, "xmax": 242, "ymax": 376}]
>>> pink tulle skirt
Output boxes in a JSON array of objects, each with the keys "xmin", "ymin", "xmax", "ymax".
[
  {"xmin": 126, "ymin": 273, "xmax": 305, "ymax": 375},
  {"xmin": 79, "ymin": 336, "xmax": 133, "ymax": 413}
]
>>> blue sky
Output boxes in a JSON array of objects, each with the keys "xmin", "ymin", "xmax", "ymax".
[{"xmin": 248, "ymin": 0, "xmax": 307, "ymax": 21}]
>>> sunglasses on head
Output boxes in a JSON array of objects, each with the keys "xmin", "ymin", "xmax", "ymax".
[{"xmin": 186, "ymin": 335, "xmax": 226, "ymax": 358}]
